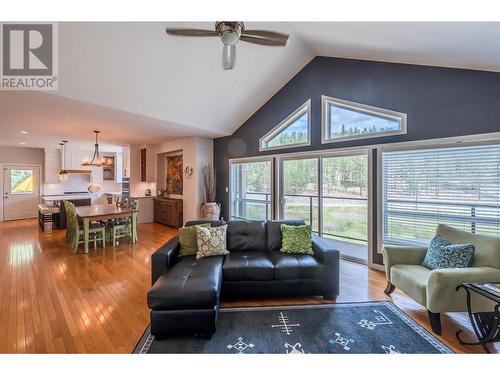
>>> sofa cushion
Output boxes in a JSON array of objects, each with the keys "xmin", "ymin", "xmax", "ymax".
[
  {"xmin": 147, "ymin": 256, "xmax": 223, "ymax": 310},
  {"xmin": 266, "ymin": 220, "xmax": 305, "ymax": 252},
  {"xmin": 227, "ymin": 220, "xmax": 267, "ymax": 252},
  {"xmin": 223, "ymin": 251, "xmax": 274, "ymax": 281},
  {"xmin": 268, "ymin": 251, "xmax": 324, "ymax": 280},
  {"xmin": 390, "ymin": 264, "xmax": 431, "ymax": 306}
]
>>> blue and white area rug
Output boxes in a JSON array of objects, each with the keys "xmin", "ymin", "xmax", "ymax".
[{"xmin": 134, "ymin": 302, "xmax": 453, "ymax": 354}]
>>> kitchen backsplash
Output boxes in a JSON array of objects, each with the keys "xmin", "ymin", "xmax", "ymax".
[{"xmin": 44, "ymin": 174, "xmax": 122, "ymax": 195}]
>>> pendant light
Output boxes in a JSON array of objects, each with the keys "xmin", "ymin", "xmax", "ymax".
[
  {"xmin": 59, "ymin": 140, "xmax": 69, "ymax": 182},
  {"xmin": 82, "ymin": 130, "xmax": 104, "ymax": 167}
]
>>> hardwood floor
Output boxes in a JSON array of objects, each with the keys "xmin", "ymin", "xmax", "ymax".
[{"xmin": 0, "ymin": 219, "xmax": 497, "ymax": 353}]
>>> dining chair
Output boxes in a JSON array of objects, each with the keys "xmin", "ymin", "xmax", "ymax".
[
  {"xmin": 107, "ymin": 198, "xmax": 139, "ymax": 245},
  {"xmin": 64, "ymin": 201, "xmax": 106, "ymax": 252}
]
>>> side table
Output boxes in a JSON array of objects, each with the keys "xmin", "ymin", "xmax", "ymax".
[{"xmin": 455, "ymin": 282, "xmax": 500, "ymax": 353}]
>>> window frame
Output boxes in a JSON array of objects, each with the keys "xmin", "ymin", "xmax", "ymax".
[
  {"xmin": 228, "ymin": 146, "xmax": 374, "ymax": 267},
  {"xmin": 259, "ymin": 99, "xmax": 311, "ymax": 152},
  {"xmin": 321, "ymin": 95, "xmax": 407, "ymax": 144},
  {"xmin": 228, "ymin": 156, "xmax": 275, "ymax": 221},
  {"xmin": 376, "ymin": 137, "xmax": 500, "ymax": 253},
  {"xmin": 10, "ymin": 168, "xmax": 35, "ymax": 195}
]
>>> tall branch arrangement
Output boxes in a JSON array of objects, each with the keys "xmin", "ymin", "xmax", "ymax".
[{"xmin": 201, "ymin": 163, "xmax": 216, "ymax": 203}]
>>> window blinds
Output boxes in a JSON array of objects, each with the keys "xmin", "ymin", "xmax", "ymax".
[{"xmin": 382, "ymin": 144, "xmax": 500, "ymax": 245}]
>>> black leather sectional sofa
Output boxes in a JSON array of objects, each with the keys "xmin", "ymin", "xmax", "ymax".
[{"xmin": 147, "ymin": 219, "xmax": 340, "ymax": 338}]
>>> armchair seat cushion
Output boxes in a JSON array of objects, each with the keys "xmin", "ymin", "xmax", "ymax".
[
  {"xmin": 147, "ymin": 256, "xmax": 223, "ymax": 310},
  {"xmin": 390, "ymin": 264, "xmax": 431, "ymax": 306},
  {"xmin": 269, "ymin": 251, "xmax": 324, "ymax": 280},
  {"xmin": 223, "ymin": 251, "xmax": 274, "ymax": 281}
]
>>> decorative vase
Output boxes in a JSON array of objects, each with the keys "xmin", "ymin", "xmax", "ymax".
[{"xmin": 200, "ymin": 202, "xmax": 221, "ymax": 221}]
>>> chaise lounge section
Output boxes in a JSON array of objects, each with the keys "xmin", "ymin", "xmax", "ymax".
[{"xmin": 147, "ymin": 219, "xmax": 340, "ymax": 338}]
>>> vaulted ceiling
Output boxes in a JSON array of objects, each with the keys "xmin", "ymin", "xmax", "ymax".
[{"xmin": 1, "ymin": 22, "xmax": 499, "ymax": 149}]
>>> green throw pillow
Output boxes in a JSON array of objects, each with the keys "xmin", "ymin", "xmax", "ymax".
[
  {"xmin": 280, "ymin": 224, "xmax": 313, "ymax": 255},
  {"xmin": 178, "ymin": 223, "xmax": 210, "ymax": 257}
]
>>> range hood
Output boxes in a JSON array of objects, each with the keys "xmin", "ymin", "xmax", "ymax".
[{"xmin": 58, "ymin": 141, "xmax": 92, "ymax": 181}]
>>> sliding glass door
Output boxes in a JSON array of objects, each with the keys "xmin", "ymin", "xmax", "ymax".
[
  {"xmin": 321, "ymin": 154, "xmax": 368, "ymax": 262},
  {"xmin": 278, "ymin": 152, "xmax": 368, "ymax": 262},
  {"xmin": 231, "ymin": 151, "xmax": 369, "ymax": 263},
  {"xmin": 230, "ymin": 159, "xmax": 273, "ymax": 221},
  {"xmin": 279, "ymin": 157, "xmax": 319, "ymax": 232}
]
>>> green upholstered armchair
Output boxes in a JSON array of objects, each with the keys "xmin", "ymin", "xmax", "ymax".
[{"xmin": 383, "ymin": 224, "xmax": 500, "ymax": 335}]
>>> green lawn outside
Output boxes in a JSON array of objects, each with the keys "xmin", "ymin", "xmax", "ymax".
[{"xmin": 235, "ymin": 201, "xmax": 368, "ymax": 243}]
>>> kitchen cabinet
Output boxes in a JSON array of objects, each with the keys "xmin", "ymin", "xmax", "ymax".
[
  {"xmin": 115, "ymin": 152, "xmax": 123, "ymax": 182},
  {"xmin": 122, "ymin": 147, "xmax": 130, "ymax": 178},
  {"xmin": 44, "ymin": 149, "xmax": 61, "ymax": 183},
  {"xmin": 154, "ymin": 198, "xmax": 183, "ymax": 227},
  {"xmin": 66, "ymin": 149, "xmax": 93, "ymax": 172},
  {"xmin": 45, "ymin": 147, "xmax": 125, "ymax": 184}
]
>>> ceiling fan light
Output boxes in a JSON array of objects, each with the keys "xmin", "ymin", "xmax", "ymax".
[{"xmin": 221, "ymin": 30, "xmax": 239, "ymax": 46}]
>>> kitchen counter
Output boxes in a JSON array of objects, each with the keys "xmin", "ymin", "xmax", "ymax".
[
  {"xmin": 42, "ymin": 192, "xmax": 118, "ymax": 206},
  {"xmin": 42, "ymin": 194, "xmax": 98, "ymax": 201}
]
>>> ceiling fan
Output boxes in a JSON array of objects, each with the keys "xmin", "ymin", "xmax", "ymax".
[{"xmin": 165, "ymin": 22, "xmax": 289, "ymax": 70}]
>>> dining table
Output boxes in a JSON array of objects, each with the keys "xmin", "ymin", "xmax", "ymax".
[{"xmin": 75, "ymin": 204, "xmax": 138, "ymax": 253}]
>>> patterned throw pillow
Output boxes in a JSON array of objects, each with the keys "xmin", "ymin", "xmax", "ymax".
[
  {"xmin": 178, "ymin": 223, "xmax": 210, "ymax": 257},
  {"xmin": 280, "ymin": 224, "xmax": 314, "ymax": 255},
  {"xmin": 195, "ymin": 225, "xmax": 229, "ymax": 259},
  {"xmin": 422, "ymin": 234, "xmax": 475, "ymax": 270}
]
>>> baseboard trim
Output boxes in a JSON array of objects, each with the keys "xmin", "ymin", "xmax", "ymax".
[{"xmin": 369, "ymin": 263, "xmax": 385, "ymax": 272}]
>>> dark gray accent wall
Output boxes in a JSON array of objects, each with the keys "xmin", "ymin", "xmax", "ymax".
[{"xmin": 214, "ymin": 56, "xmax": 500, "ymax": 263}]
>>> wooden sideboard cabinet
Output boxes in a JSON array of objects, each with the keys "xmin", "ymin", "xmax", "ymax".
[{"xmin": 154, "ymin": 198, "xmax": 183, "ymax": 228}]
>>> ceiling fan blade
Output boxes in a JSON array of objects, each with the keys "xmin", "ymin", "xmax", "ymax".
[
  {"xmin": 240, "ymin": 35, "xmax": 288, "ymax": 46},
  {"xmin": 222, "ymin": 44, "xmax": 236, "ymax": 70},
  {"xmin": 241, "ymin": 30, "xmax": 289, "ymax": 45},
  {"xmin": 165, "ymin": 28, "xmax": 218, "ymax": 37}
]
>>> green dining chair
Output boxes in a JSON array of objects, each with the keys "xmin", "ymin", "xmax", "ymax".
[
  {"xmin": 107, "ymin": 198, "xmax": 139, "ymax": 246},
  {"xmin": 64, "ymin": 201, "xmax": 106, "ymax": 252}
]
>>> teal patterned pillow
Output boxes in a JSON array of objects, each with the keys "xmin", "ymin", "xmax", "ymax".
[
  {"xmin": 280, "ymin": 224, "xmax": 313, "ymax": 255},
  {"xmin": 422, "ymin": 234, "xmax": 475, "ymax": 270}
]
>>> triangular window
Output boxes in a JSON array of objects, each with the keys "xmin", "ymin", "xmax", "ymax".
[
  {"xmin": 322, "ymin": 96, "xmax": 407, "ymax": 143},
  {"xmin": 260, "ymin": 100, "xmax": 311, "ymax": 151}
]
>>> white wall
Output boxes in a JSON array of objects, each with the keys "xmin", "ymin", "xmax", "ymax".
[
  {"xmin": 0, "ymin": 145, "xmax": 44, "ymax": 169},
  {"xmin": 130, "ymin": 137, "xmax": 213, "ymax": 223},
  {"xmin": 196, "ymin": 136, "xmax": 215, "ymax": 208}
]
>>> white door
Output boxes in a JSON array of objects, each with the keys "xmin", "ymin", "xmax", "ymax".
[{"xmin": 2, "ymin": 165, "xmax": 40, "ymax": 220}]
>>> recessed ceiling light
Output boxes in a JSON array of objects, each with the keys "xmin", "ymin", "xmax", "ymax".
[
  {"xmin": 20, "ymin": 142, "xmax": 26, "ymax": 145},
  {"xmin": 20, "ymin": 131, "xmax": 28, "ymax": 134}
]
